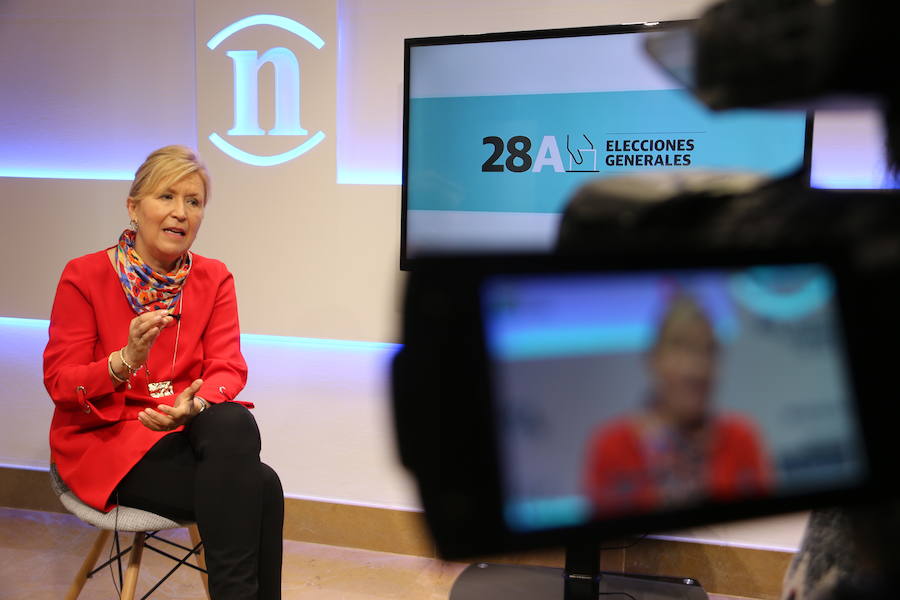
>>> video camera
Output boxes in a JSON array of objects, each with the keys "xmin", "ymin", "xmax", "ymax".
[{"xmin": 392, "ymin": 0, "xmax": 900, "ymax": 565}]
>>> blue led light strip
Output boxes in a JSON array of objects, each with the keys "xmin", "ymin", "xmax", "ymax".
[
  {"xmin": 0, "ymin": 169, "xmax": 133, "ymax": 181},
  {"xmin": 241, "ymin": 332, "xmax": 399, "ymax": 352},
  {"xmin": 337, "ymin": 170, "xmax": 402, "ymax": 186},
  {"xmin": 0, "ymin": 317, "xmax": 400, "ymax": 351},
  {"xmin": 0, "ymin": 317, "xmax": 51, "ymax": 329}
]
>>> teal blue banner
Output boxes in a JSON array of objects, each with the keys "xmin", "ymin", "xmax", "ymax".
[{"xmin": 407, "ymin": 89, "xmax": 807, "ymax": 213}]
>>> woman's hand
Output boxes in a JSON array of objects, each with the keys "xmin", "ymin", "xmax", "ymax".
[
  {"xmin": 124, "ymin": 309, "xmax": 175, "ymax": 368},
  {"xmin": 109, "ymin": 309, "xmax": 175, "ymax": 386},
  {"xmin": 138, "ymin": 378, "xmax": 204, "ymax": 431}
]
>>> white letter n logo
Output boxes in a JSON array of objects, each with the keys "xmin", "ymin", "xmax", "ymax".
[
  {"xmin": 227, "ymin": 47, "xmax": 306, "ymax": 136},
  {"xmin": 207, "ymin": 14, "xmax": 326, "ymax": 166}
]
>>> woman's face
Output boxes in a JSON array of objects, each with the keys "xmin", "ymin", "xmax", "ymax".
[
  {"xmin": 127, "ymin": 172, "xmax": 205, "ymax": 272},
  {"xmin": 649, "ymin": 315, "xmax": 718, "ymax": 428}
]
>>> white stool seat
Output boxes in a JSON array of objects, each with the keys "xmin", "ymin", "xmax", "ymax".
[
  {"xmin": 49, "ymin": 463, "xmax": 209, "ymax": 600},
  {"xmin": 50, "ymin": 464, "xmax": 187, "ymax": 531}
]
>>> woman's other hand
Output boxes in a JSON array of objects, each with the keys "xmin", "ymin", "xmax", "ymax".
[{"xmin": 138, "ymin": 378, "xmax": 204, "ymax": 431}]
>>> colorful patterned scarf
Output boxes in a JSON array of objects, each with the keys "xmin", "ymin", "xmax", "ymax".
[{"xmin": 115, "ymin": 229, "xmax": 192, "ymax": 314}]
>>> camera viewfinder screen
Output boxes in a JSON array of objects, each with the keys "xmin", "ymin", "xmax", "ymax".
[{"xmin": 481, "ymin": 265, "xmax": 866, "ymax": 533}]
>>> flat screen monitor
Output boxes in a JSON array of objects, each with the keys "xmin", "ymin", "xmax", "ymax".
[{"xmin": 402, "ymin": 22, "xmax": 811, "ymax": 266}]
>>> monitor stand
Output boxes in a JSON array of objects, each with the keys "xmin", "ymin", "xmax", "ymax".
[{"xmin": 449, "ymin": 542, "xmax": 709, "ymax": 600}]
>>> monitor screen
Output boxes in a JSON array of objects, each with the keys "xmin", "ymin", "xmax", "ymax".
[
  {"xmin": 480, "ymin": 264, "xmax": 866, "ymax": 533},
  {"xmin": 402, "ymin": 23, "xmax": 811, "ymax": 264}
]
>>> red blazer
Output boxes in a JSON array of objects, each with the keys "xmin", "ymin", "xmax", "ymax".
[
  {"xmin": 44, "ymin": 249, "xmax": 250, "ymax": 511},
  {"xmin": 584, "ymin": 415, "xmax": 771, "ymax": 515}
]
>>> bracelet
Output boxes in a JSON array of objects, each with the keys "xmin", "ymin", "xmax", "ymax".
[
  {"xmin": 119, "ymin": 348, "xmax": 141, "ymax": 376},
  {"xmin": 195, "ymin": 396, "xmax": 209, "ymax": 414},
  {"xmin": 108, "ymin": 354, "xmax": 128, "ymax": 384}
]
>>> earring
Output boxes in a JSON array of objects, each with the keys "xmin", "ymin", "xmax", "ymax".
[{"xmin": 129, "ymin": 219, "xmax": 138, "ymax": 231}]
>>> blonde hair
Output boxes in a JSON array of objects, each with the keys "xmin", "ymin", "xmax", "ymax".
[
  {"xmin": 129, "ymin": 145, "xmax": 211, "ymax": 204},
  {"xmin": 653, "ymin": 293, "xmax": 717, "ymax": 352}
]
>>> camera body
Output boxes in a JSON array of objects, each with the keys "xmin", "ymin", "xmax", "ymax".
[{"xmin": 394, "ymin": 175, "xmax": 900, "ymax": 558}]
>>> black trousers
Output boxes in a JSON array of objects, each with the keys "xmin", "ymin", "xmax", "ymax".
[{"xmin": 116, "ymin": 402, "xmax": 284, "ymax": 600}]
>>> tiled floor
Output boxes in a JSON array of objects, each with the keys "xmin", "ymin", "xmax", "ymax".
[{"xmin": 0, "ymin": 507, "xmax": 755, "ymax": 599}]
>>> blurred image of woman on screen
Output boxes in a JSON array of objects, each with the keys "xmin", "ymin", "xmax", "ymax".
[
  {"xmin": 43, "ymin": 145, "xmax": 283, "ymax": 599},
  {"xmin": 584, "ymin": 292, "xmax": 771, "ymax": 515}
]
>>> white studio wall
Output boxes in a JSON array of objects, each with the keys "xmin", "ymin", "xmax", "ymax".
[
  {"xmin": 0, "ymin": 0, "xmax": 808, "ymax": 551},
  {"xmin": 0, "ymin": 2, "xmax": 197, "ymax": 180}
]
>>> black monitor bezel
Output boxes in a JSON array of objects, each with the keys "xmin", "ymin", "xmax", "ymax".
[{"xmin": 400, "ymin": 21, "xmax": 814, "ymax": 270}]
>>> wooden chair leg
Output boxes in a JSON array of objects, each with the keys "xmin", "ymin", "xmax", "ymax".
[
  {"xmin": 188, "ymin": 524, "xmax": 211, "ymax": 599},
  {"xmin": 65, "ymin": 529, "xmax": 111, "ymax": 600},
  {"xmin": 120, "ymin": 531, "xmax": 146, "ymax": 600}
]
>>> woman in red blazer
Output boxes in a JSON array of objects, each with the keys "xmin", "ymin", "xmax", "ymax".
[
  {"xmin": 44, "ymin": 145, "xmax": 283, "ymax": 599},
  {"xmin": 584, "ymin": 293, "xmax": 771, "ymax": 516}
]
